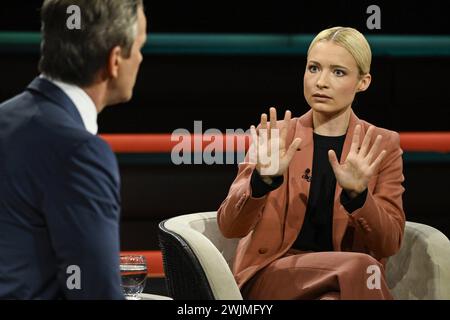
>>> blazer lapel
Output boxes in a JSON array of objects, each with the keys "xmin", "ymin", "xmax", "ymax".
[
  {"xmin": 332, "ymin": 110, "xmax": 363, "ymax": 251},
  {"xmin": 283, "ymin": 111, "xmax": 314, "ymax": 248}
]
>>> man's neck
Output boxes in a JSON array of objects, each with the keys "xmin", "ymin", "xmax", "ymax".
[{"xmin": 82, "ymin": 83, "xmax": 107, "ymax": 113}]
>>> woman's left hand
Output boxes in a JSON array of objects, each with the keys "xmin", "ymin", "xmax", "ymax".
[{"xmin": 328, "ymin": 125, "xmax": 387, "ymax": 198}]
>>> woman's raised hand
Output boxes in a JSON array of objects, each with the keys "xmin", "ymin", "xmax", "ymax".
[
  {"xmin": 249, "ymin": 107, "xmax": 302, "ymax": 184},
  {"xmin": 328, "ymin": 125, "xmax": 387, "ymax": 198}
]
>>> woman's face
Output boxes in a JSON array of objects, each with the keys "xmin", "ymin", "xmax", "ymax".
[{"xmin": 303, "ymin": 40, "xmax": 371, "ymax": 116}]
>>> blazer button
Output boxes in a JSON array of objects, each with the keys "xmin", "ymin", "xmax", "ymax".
[{"xmin": 258, "ymin": 248, "xmax": 268, "ymax": 254}]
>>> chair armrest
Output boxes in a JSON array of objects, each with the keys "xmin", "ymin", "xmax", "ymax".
[
  {"xmin": 164, "ymin": 214, "xmax": 243, "ymax": 300},
  {"xmin": 387, "ymin": 221, "xmax": 450, "ymax": 299}
]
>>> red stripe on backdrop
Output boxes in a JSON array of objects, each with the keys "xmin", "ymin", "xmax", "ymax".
[
  {"xmin": 399, "ymin": 132, "xmax": 450, "ymax": 152},
  {"xmin": 101, "ymin": 132, "xmax": 450, "ymax": 153},
  {"xmin": 100, "ymin": 134, "xmax": 251, "ymax": 153}
]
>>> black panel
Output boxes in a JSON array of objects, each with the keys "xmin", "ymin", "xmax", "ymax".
[{"xmin": 1, "ymin": 1, "xmax": 449, "ymax": 34}]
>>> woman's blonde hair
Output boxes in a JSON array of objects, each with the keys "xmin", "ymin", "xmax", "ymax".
[{"xmin": 307, "ymin": 27, "xmax": 372, "ymax": 75}]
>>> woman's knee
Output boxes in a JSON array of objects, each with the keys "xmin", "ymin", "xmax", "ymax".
[{"xmin": 347, "ymin": 252, "xmax": 381, "ymax": 271}]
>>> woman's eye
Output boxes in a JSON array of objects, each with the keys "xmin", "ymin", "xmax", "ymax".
[
  {"xmin": 308, "ymin": 65, "xmax": 319, "ymax": 73},
  {"xmin": 334, "ymin": 69, "xmax": 346, "ymax": 76}
]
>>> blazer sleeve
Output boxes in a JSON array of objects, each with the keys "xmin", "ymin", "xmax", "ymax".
[
  {"xmin": 218, "ymin": 158, "xmax": 271, "ymax": 239},
  {"xmin": 43, "ymin": 137, "xmax": 124, "ymax": 299},
  {"xmin": 345, "ymin": 131, "xmax": 406, "ymax": 259}
]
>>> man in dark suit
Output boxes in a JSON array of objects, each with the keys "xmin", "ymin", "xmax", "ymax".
[{"xmin": 0, "ymin": 0, "xmax": 147, "ymax": 299}]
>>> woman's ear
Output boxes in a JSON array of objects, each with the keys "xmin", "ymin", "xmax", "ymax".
[
  {"xmin": 357, "ymin": 73, "xmax": 372, "ymax": 92},
  {"xmin": 107, "ymin": 46, "xmax": 123, "ymax": 79}
]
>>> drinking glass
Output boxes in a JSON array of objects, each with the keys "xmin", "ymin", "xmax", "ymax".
[{"xmin": 120, "ymin": 255, "xmax": 148, "ymax": 300}]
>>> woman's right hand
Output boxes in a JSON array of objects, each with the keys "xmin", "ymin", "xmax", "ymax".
[{"xmin": 249, "ymin": 107, "xmax": 302, "ymax": 184}]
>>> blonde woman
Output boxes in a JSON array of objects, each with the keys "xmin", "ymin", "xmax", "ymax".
[{"xmin": 218, "ymin": 27, "xmax": 405, "ymax": 300}]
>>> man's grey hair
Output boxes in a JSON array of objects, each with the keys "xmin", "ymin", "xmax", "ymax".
[{"xmin": 39, "ymin": 0, "xmax": 144, "ymax": 87}]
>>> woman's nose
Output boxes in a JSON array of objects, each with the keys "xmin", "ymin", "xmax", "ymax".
[{"xmin": 316, "ymin": 73, "xmax": 329, "ymax": 89}]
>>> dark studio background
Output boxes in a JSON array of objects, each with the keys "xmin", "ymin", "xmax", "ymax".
[{"xmin": 0, "ymin": 0, "xmax": 449, "ymax": 254}]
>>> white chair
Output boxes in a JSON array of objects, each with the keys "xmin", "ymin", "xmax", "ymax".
[
  {"xmin": 158, "ymin": 211, "xmax": 450, "ymax": 300},
  {"xmin": 386, "ymin": 221, "xmax": 450, "ymax": 299}
]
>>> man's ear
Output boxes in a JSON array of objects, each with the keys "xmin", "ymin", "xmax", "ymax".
[
  {"xmin": 107, "ymin": 46, "xmax": 122, "ymax": 79},
  {"xmin": 357, "ymin": 73, "xmax": 372, "ymax": 92}
]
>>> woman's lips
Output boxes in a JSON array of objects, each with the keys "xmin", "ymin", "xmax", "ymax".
[
  {"xmin": 312, "ymin": 93, "xmax": 332, "ymax": 98},
  {"xmin": 312, "ymin": 94, "xmax": 332, "ymax": 101}
]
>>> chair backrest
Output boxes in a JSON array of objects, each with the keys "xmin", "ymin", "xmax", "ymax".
[
  {"xmin": 387, "ymin": 221, "xmax": 450, "ymax": 299},
  {"xmin": 158, "ymin": 211, "xmax": 242, "ymax": 300}
]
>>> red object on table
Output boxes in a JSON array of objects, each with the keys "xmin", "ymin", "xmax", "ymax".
[{"xmin": 121, "ymin": 250, "xmax": 164, "ymax": 278}]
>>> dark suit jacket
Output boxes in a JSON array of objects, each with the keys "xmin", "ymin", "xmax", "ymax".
[{"xmin": 0, "ymin": 77, "xmax": 123, "ymax": 299}]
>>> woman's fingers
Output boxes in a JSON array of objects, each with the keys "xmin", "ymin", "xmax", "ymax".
[
  {"xmin": 249, "ymin": 125, "xmax": 258, "ymax": 164},
  {"xmin": 365, "ymin": 134, "xmax": 382, "ymax": 164},
  {"xmin": 359, "ymin": 126, "xmax": 374, "ymax": 157},
  {"xmin": 280, "ymin": 110, "xmax": 291, "ymax": 144},
  {"xmin": 269, "ymin": 107, "xmax": 277, "ymax": 140},
  {"xmin": 269, "ymin": 107, "xmax": 277, "ymax": 130},
  {"xmin": 284, "ymin": 138, "xmax": 302, "ymax": 164},
  {"xmin": 259, "ymin": 113, "xmax": 269, "ymax": 146},
  {"xmin": 369, "ymin": 149, "xmax": 387, "ymax": 173},
  {"xmin": 261, "ymin": 113, "xmax": 268, "ymax": 131},
  {"xmin": 328, "ymin": 149, "xmax": 340, "ymax": 175},
  {"xmin": 349, "ymin": 125, "xmax": 361, "ymax": 155},
  {"xmin": 250, "ymin": 125, "xmax": 258, "ymax": 145}
]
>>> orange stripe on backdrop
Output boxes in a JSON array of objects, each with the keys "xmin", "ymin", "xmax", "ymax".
[
  {"xmin": 399, "ymin": 132, "xmax": 450, "ymax": 152},
  {"xmin": 101, "ymin": 134, "xmax": 251, "ymax": 153},
  {"xmin": 101, "ymin": 132, "xmax": 450, "ymax": 153}
]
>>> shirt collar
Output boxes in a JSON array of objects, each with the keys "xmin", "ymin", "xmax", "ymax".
[{"xmin": 40, "ymin": 74, "xmax": 98, "ymax": 135}]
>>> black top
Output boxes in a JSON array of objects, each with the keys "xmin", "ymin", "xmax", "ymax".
[
  {"xmin": 293, "ymin": 133, "xmax": 345, "ymax": 251},
  {"xmin": 250, "ymin": 132, "xmax": 368, "ymax": 252}
]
